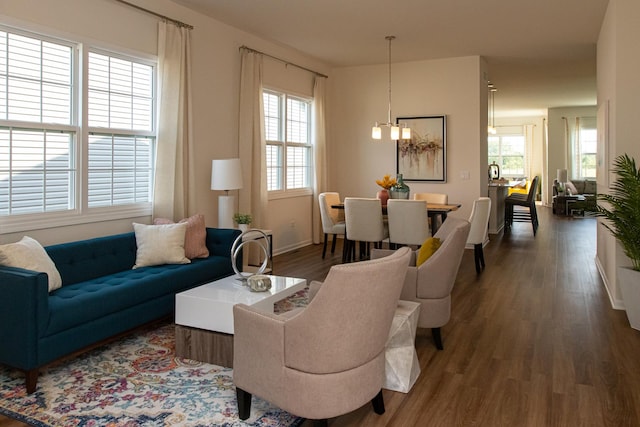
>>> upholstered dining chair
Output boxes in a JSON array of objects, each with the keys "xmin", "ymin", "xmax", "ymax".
[
  {"xmin": 233, "ymin": 246, "xmax": 412, "ymax": 426},
  {"xmin": 344, "ymin": 197, "xmax": 389, "ymax": 262},
  {"xmin": 318, "ymin": 192, "xmax": 346, "ymax": 259},
  {"xmin": 413, "ymin": 192, "xmax": 448, "ymax": 204},
  {"xmin": 413, "ymin": 192, "xmax": 448, "ymax": 230},
  {"xmin": 387, "ymin": 199, "xmax": 430, "ymax": 247},
  {"xmin": 466, "ymin": 197, "xmax": 492, "ymax": 274},
  {"xmin": 372, "ymin": 217, "xmax": 470, "ymax": 350},
  {"xmin": 505, "ymin": 175, "xmax": 540, "ymax": 235}
]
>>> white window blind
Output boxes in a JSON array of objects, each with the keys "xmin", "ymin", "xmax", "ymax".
[
  {"xmin": 0, "ymin": 30, "xmax": 75, "ymax": 216},
  {"xmin": 263, "ymin": 89, "xmax": 312, "ymax": 193},
  {"xmin": 0, "ymin": 25, "xmax": 156, "ymax": 228},
  {"xmin": 87, "ymin": 51, "xmax": 155, "ymax": 208}
]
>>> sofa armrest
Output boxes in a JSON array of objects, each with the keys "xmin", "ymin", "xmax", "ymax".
[{"xmin": 0, "ymin": 266, "xmax": 49, "ymax": 370}]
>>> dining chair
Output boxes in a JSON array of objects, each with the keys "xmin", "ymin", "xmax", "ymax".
[
  {"xmin": 318, "ymin": 192, "xmax": 346, "ymax": 259},
  {"xmin": 344, "ymin": 197, "xmax": 388, "ymax": 262},
  {"xmin": 413, "ymin": 193, "xmax": 449, "ymax": 231},
  {"xmin": 466, "ymin": 197, "xmax": 491, "ymax": 274},
  {"xmin": 505, "ymin": 175, "xmax": 540, "ymax": 235},
  {"xmin": 387, "ymin": 199, "xmax": 430, "ymax": 248}
]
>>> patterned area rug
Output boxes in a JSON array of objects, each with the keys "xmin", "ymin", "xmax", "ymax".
[{"xmin": 0, "ymin": 289, "xmax": 309, "ymax": 427}]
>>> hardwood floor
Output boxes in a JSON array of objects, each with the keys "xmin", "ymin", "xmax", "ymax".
[{"xmin": 2, "ymin": 207, "xmax": 639, "ymax": 426}]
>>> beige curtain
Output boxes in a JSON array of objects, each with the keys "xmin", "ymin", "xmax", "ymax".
[
  {"xmin": 238, "ymin": 49, "xmax": 268, "ymax": 228},
  {"xmin": 312, "ymin": 76, "xmax": 328, "ymax": 244},
  {"xmin": 153, "ymin": 22, "xmax": 194, "ymax": 220}
]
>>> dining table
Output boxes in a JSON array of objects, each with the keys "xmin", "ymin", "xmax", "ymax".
[{"xmin": 331, "ymin": 202, "xmax": 461, "ymax": 238}]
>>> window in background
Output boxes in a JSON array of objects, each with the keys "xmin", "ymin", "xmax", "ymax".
[
  {"xmin": 488, "ymin": 134, "xmax": 526, "ymax": 178},
  {"xmin": 576, "ymin": 126, "xmax": 597, "ymax": 179},
  {"xmin": 0, "ymin": 26, "xmax": 156, "ymax": 232},
  {"xmin": 263, "ymin": 89, "xmax": 312, "ymax": 194}
]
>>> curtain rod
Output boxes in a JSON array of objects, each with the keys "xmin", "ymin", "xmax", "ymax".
[
  {"xmin": 114, "ymin": 0, "xmax": 193, "ymax": 30},
  {"xmin": 240, "ymin": 45, "xmax": 328, "ymax": 79}
]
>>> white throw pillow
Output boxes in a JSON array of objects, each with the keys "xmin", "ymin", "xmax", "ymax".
[
  {"xmin": 132, "ymin": 222, "xmax": 190, "ymax": 269},
  {"xmin": 0, "ymin": 236, "xmax": 62, "ymax": 292}
]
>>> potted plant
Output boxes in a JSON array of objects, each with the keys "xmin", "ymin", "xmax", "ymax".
[
  {"xmin": 233, "ymin": 213, "xmax": 252, "ymax": 232},
  {"xmin": 597, "ymin": 153, "xmax": 640, "ymax": 329}
]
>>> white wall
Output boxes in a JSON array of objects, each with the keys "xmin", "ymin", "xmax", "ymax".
[
  {"xmin": 596, "ymin": 0, "xmax": 640, "ymax": 309},
  {"xmin": 328, "ymin": 56, "xmax": 488, "ymax": 221},
  {"xmin": 0, "ymin": 0, "xmax": 330, "ymax": 251}
]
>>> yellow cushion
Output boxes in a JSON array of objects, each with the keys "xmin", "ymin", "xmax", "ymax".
[{"xmin": 416, "ymin": 237, "xmax": 441, "ymax": 266}]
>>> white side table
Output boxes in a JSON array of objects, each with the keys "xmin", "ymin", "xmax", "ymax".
[{"xmin": 384, "ymin": 300, "xmax": 421, "ymax": 393}]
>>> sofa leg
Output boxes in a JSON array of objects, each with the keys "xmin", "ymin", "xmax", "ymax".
[
  {"xmin": 371, "ymin": 389, "xmax": 385, "ymax": 414},
  {"xmin": 236, "ymin": 387, "xmax": 252, "ymax": 420},
  {"xmin": 26, "ymin": 368, "xmax": 38, "ymax": 394},
  {"xmin": 432, "ymin": 327, "xmax": 444, "ymax": 350}
]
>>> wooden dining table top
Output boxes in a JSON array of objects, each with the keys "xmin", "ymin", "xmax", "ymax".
[{"xmin": 331, "ymin": 202, "xmax": 461, "ymax": 214}]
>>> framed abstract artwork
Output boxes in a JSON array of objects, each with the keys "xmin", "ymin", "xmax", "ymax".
[{"xmin": 396, "ymin": 115, "xmax": 446, "ymax": 182}]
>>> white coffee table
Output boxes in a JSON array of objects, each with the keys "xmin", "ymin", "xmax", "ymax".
[{"xmin": 175, "ymin": 274, "xmax": 306, "ymax": 367}]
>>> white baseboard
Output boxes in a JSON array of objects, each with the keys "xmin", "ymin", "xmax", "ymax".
[
  {"xmin": 273, "ymin": 239, "xmax": 313, "ymax": 257},
  {"xmin": 595, "ymin": 255, "xmax": 625, "ymax": 310}
]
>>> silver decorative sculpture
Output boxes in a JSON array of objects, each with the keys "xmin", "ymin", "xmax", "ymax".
[{"xmin": 230, "ymin": 229, "xmax": 271, "ymax": 288}]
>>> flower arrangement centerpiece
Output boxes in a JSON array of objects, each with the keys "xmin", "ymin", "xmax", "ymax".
[{"xmin": 375, "ymin": 174, "xmax": 397, "ymax": 206}]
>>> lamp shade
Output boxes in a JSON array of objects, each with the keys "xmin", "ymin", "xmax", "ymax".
[
  {"xmin": 211, "ymin": 158, "xmax": 243, "ymax": 191},
  {"xmin": 557, "ymin": 169, "xmax": 568, "ymax": 183}
]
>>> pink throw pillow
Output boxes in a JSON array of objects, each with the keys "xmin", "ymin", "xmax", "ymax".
[{"xmin": 154, "ymin": 214, "xmax": 209, "ymax": 259}]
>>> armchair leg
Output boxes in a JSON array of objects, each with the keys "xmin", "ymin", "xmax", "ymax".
[
  {"xmin": 432, "ymin": 327, "xmax": 444, "ymax": 350},
  {"xmin": 371, "ymin": 389, "xmax": 385, "ymax": 415},
  {"xmin": 312, "ymin": 420, "xmax": 328, "ymax": 427},
  {"xmin": 236, "ymin": 387, "xmax": 252, "ymax": 420}
]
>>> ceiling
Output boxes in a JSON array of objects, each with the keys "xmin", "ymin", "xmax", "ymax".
[{"xmin": 171, "ymin": 0, "xmax": 609, "ymax": 118}]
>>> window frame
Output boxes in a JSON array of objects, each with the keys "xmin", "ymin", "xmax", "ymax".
[
  {"xmin": 0, "ymin": 24, "xmax": 157, "ymax": 234},
  {"xmin": 488, "ymin": 133, "xmax": 527, "ymax": 179},
  {"xmin": 263, "ymin": 88, "xmax": 313, "ymax": 199}
]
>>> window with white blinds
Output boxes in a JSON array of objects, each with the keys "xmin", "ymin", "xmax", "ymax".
[
  {"xmin": 263, "ymin": 89, "xmax": 312, "ymax": 193},
  {"xmin": 0, "ymin": 26, "xmax": 156, "ymax": 230}
]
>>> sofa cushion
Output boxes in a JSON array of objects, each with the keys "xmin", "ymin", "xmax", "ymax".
[
  {"xmin": 45, "ymin": 256, "xmax": 232, "ymax": 335},
  {"xmin": 0, "ymin": 236, "xmax": 62, "ymax": 292},
  {"xmin": 133, "ymin": 222, "xmax": 190, "ymax": 269},
  {"xmin": 566, "ymin": 180, "xmax": 579, "ymax": 195},
  {"xmin": 583, "ymin": 180, "xmax": 597, "ymax": 194},
  {"xmin": 154, "ymin": 214, "xmax": 209, "ymax": 259}
]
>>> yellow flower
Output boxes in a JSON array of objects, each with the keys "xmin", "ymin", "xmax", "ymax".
[{"xmin": 375, "ymin": 174, "xmax": 397, "ymax": 190}]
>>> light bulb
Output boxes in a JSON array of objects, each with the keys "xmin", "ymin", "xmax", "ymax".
[
  {"xmin": 390, "ymin": 125, "xmax": 400, "ymax": 140},
  {"xmin": 372, "ymin": 125, "xmax": 382, "ymax": 140},
  {"xmin": 402, "ymin": 126, "xmax": 411, "ymax": 139}
]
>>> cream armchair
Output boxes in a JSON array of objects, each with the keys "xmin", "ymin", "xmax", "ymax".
[
  {"xmin": 372, "ymin": 217, "xmax": 470, "ymax": 350},
  {"xmin": 233, "ymin": 246, "xmax": 412, "ymax": 425}
]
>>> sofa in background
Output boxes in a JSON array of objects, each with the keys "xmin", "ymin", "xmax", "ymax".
[
  {"xmin": 0, "ymin": 227, "xmax": 240, "ymax": 393},
  {"xmin": 552, "ymin": 179, "xmax": 597, "ymax": 215}
]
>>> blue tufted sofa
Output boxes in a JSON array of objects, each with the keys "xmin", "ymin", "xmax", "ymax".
[{"xmin": 0, "ymin": 227, "xmax": 240, "ymax": 393}]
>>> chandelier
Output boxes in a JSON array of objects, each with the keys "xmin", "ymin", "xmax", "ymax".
[{"xmin": 372, "ymin": 36, "xmax": 411, "ymax": 141}]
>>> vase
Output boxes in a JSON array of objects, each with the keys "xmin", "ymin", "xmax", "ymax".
[
  {"xmin": 238, "ymin": 224, "xmax": 250, "ymax": 232},
  {"xmin": 619, "ymin": 267, "xmax": 640, "ymax": 331},
  {"xmin": 389, "ymin": 174, "xmax": 410, "ymax": 199},
  {"xmin": 376, "ymin": 189, "xmax": 390, "ymax": 206}
]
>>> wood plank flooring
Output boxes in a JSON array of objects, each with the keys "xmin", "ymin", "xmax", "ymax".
[{"xmin": 2, "ymin": 206, "xmax": 639, "ymax": 426}]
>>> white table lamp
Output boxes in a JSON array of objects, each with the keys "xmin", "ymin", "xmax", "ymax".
[
  {"xmin": 557, "ymin": 169, "xmax": 568, "ymax": 194},
  {"xmin": 211, "ymin": 158, "xmax": 243, "ymax": 228}
]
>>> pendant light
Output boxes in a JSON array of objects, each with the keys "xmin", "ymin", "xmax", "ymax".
[
  {"xmin": 488, "ymin": 82, "xmax": 497, "ymax": 135},
  {"xmin": 372, "ymin": 36, "xmax": 411, "ymax": 141}
]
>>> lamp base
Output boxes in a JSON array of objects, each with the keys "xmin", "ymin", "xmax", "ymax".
[{"xmin": 218, "ymin": 195, "xmax": 235, "ymax": 229}]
